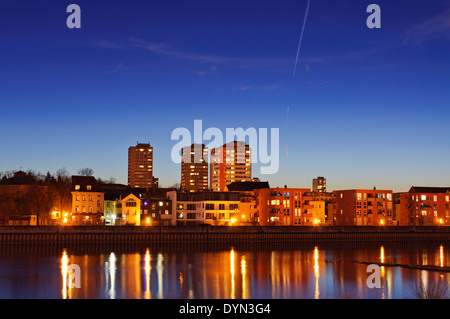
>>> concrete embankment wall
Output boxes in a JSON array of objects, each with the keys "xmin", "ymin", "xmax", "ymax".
[{"xmin": 1, "ymin": 226, "xmax": 450, "ymax": 246}]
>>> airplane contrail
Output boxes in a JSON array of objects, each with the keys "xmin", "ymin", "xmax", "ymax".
[{"xmin": 292, "ymin": 0, "xmax": 311, "ymax": 80}]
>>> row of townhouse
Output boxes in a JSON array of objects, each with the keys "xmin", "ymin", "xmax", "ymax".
[
  {"xmin": 67, "ymin": 176, "xmax": 172, "ymax": 226},
  {"xmin": 164, "ymin": 186, "xmax": 450, "ymax": 227},
  {"xmin": 65, "ymin": 175, "xmax": 450, "ymax": 227},
  {"xmin": 399, "ymin": 187, "xmax": 450, "ymax": 226}
]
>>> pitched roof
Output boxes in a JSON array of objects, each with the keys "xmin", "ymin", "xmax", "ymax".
[
  {"xmin": 71, "ymin": 176, "xmax": 102, "ymax": 192},
  {"xmin": 0, "ymin": 172, "xmax": 36, "ymax": 186}
]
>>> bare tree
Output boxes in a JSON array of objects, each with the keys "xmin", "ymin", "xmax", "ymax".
[
  {"xmin": 52, "ymin": 168, "xmax": 72, "ymax": 219},
  {"xmin": 0, "ymin": 170, "xmax": 14, "ymax": 179},
  {"xmin": 170, "ymin": 183, "xmax": 181, "ymax": 190},
  {"xmin": 77, "ymin": 168, "xmax": 94, "ymax": 176},
  {"xmin": 26, "ymin": 183, "xmax": 52, "ymax": 225},
  {"xmin": 412, "ymin": 278, "xmax": 450, "ymax": 299}
]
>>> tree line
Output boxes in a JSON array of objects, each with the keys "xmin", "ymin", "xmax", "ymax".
[{"xmin": 0, "ymin": 168, "xmax": 116, "ymax": 225}]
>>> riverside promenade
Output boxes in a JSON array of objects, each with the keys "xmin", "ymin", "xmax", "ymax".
[{"xmin": 1, "ymin": 225, "xmax": 450, "ymax": 246}]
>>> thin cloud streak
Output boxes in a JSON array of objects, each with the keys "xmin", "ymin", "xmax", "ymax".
[
  {"xmin": 292, "ymin": 0, "xmax": 311, "ymax": 80},
  {"xmin": 96, "ymin": 36, "xmax": 390, "ymax": 73},
  {"xmin": 98, "ymin": 38, "xmax": 293, "ymax": 70},
  {"xmin": 404, "ymin": 8, "xmax": 450, "ymax": 45},
  {"xmin": 231, "ymin": 82, "xmax": 282, "ymax": 91}
]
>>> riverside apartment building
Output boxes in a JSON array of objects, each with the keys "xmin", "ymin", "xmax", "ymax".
[
  {"xmin": 399, "ymin": 186, "xmax": 450, "ymax": 226},
  {"xmin": 166, "ymin": 190, "xmax": 241, "ymax": 226},
  {"xmin": 254, "ymin": 187, "xmax": 326, "ymax": 226},
  {"xmin": 333, "ymin": 189, "xmax": 394, "ymax": 226}
]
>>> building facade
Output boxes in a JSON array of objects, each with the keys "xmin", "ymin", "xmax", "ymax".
[
  {"xmin": 399, "ymin": 186, "xmax": 450, "ymax": 226},
  {"xmin": 312, "ymin": 177, "xmax": 326, "ymax": 193},
  {"xmin": 225, "ymin": 181, "xmax": 270, "ymax": 224},
  {"xmin": 210, "ymin": 141, "xmax": 251, "ymax": 191},
  {"xmin": 181, "ymin": 143, "xmax": 209, "ymax": 192},
  {"xmin": 333, "ymin": 189, "xmax": 394, "ymax": 226},
  {"xmin": 166, "ymin": 191, "xmax": 241, "ymax": 226},
  {"xmin": 71, "ymin": 176, "xmax": 104, "ymax": 225},
  {"xmin": 128, "ymin": 143, "xmax": 158, "ymax": 189},
  {"xmin": 118, "ymin": 193, "xmax": 141, "ymax": 226},
  {"xmin": 255, "ymin": 187, "xmax": 313, "ymax": 226}
]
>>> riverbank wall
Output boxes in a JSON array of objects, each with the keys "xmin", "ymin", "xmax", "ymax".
[{"xmin": 1, "ymin": 226, "xmax": 450, "ymax": 246}]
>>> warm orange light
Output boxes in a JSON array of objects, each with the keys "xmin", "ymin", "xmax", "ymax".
[
  {"xmin": 63, "ymin": 217, "xmax": 68, "ymax": 224},
  {"xmin": 380, "ymin": 219, "xmax": 384, "ymax": 225},
  {"xmin": 146, "ymin": 218, "xmax": 150, "ymax": 225},
  {"xmin": 439, "ymin": 218, "xmax": 444, "ymax": 224}
]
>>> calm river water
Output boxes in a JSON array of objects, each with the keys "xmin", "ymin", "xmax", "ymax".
[{"xmin": 1, "ymin": 242, "xmax": 449, "ymax": 299}]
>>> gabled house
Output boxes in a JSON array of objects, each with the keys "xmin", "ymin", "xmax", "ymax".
[{"xmin": 71, "ymin": 176, "xmax": 104, "ymax": 225}]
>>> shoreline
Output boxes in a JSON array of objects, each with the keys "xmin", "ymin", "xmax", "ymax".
[{"xmin": 2, "ymin": 225, "xmax": 450, "ymax": 245}]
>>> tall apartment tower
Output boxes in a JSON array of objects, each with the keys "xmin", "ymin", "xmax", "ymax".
[
  {"xmin": 313, "ymin": 176, "xmax": 326, "ymax": 193},
  {"xmin": 128, "ymin": 143, "xmax": 158, "ymax": 189},
  {"xmin": 210, "ymin": 141, "xmax": 251, "ymax": 191},
  {"xmin": 181, "ymin": 143, "xmax": 209, "ymax": 192}
]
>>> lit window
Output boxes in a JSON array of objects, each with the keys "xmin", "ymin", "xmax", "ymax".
[
  {"xmin": 421, "ymin": 195, "xmax": 427, "ymax": 201},
  {"xmin": 87, "ymin": 185, "xmax": 92, "ymax": 191},
  {"xmin": 75, "ymin": 185, "xmax": 80, "ymax": 190}
]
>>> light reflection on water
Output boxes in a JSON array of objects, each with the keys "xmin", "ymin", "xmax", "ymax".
[{"xmin": 1, "ymin": 243, "xmax": 450, "ymax": 299}]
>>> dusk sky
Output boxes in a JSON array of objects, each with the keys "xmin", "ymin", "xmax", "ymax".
[{"xmin": 1, "ymin": 0, "xmax": 449, "ymax": 192}]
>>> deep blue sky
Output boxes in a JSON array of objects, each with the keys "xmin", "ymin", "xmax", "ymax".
[{"xmin": 1, "ymin": 0, "xmax": 449, "ymax": 192}]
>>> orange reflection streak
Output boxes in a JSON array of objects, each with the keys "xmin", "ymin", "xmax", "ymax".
[
  {"xmin": 61, "ymin": 250, "xmax": 68, "ymax": 299},
  {"xmin": 440, "ymin": 245, "xmax": 444, "ymax": 268},
  {"xmin": 60, "ymin": 250, "xmax": 73, "ymax": 299},
  {"xmin": 144, "ymin": 249, "xmax": 151, "ymax": 299},
  {"xmin": 241, "ymin": 255, "xmax": 248, "ymax": 299},
  {"xmin": 314, "ymin": 247, "xmax": 319, "ymax": 299},
  {"xmin": 380, "ymin": 246, "xmax": 385, "ymax": 279},
  {"xmin": 230, "ymin": 248, "xmax": 235, "ymax": 299}
]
